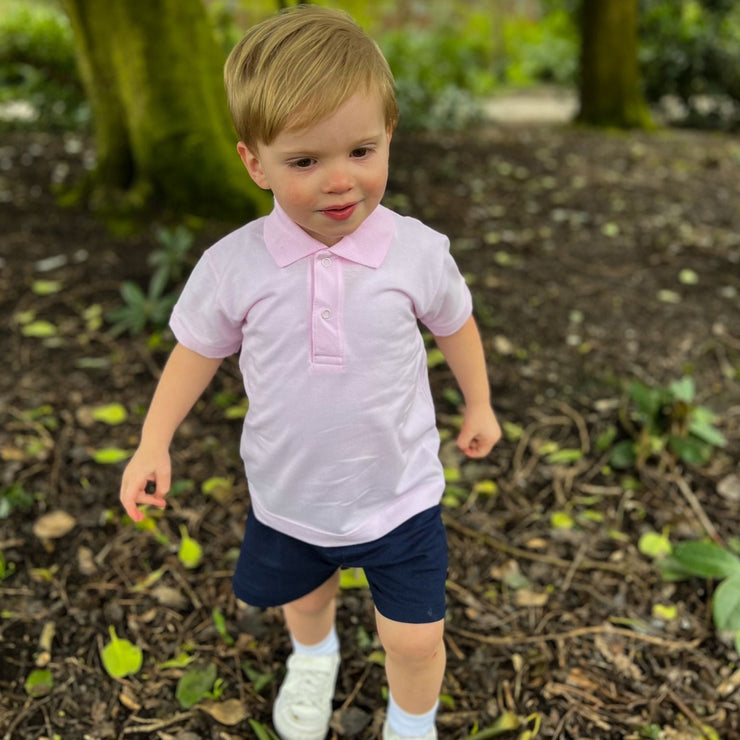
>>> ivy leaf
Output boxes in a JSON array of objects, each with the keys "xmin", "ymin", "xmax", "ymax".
[
  {"xmin": 101, "ymin": 626, "xmax": 143, "ymax": 678},
  {"xmin": 175, "ymin": 662, "xmax": 217, "ymax": 709}
]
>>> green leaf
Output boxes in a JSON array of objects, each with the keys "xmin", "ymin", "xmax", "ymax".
[
  {"xmin": 678, "ymin": 269, "xmax": 699, "ymax": 285},
  {"xmin": 201, "ymin": 476, "xmax": 234, "ymax": 502},
  {"xmin": 120, "ymin": 281, "xmax": 147, "ymax": 307},
  {"xmin": 670, "ymin": 541, "xmax": 740, "ymax": 579},
  {"xmin": 340, "ymin": 567, "xmax": 369, "ymax": 590},
  {"xmin": 689, "ymin": 415, "xmax": 727, "ymax": 448},
  {"xmin": 545, "ymin": 448, "xmax": 583, "ymax": 465},
  {"xmin": 175, "ymin": 662, "xmax": 217, "ymax": 709},
  {"xmin": 713, "ymin": 573, "xmax": 740, "ymax": 631},
  {"xmin": 24, "ymin": 668, "xmax": 54, "ymax": 698},
  {"xmin": 248, "ymin": 719, "xmax": 281, "ymax": 740},
  {"xmin": 101, "ymin": 626, "xmax": 143, "ymax": 678},
  {"xmin": 92, "ymin": 447, "xmax": 131, "ymax": 464},
  {"xmin": 668, "ymin": 436, "xmax": 711, "ymax": 465},
  {"xmin": 32, "ymin": 280, "xmax": 64, "ymax": 296},
  {"xmin": 21, "ymin": 320, "xmax": 58, "ymax": 338},
  {"xmin": 178, "ymin": 525, "xmax": 203, "ymax": 569},
  {"xmin": 426, "ymin": 348, "xmax": 446, "ymax": 368},
  {"xmin": 609, "ymin": 440, "xmax": 636, "ymax": 469},
  {"xmin": 651, "ymin": 603, "xmax": 678, "ymax": 621},
  {"xmin": 91, "ymin": 403, "xmax": 128, "ymax": 425},
  {"xmin": 242, "ymin": 661, "xmax": 275, "ymax": 694},
  {"xmin": 669, "ymin": 376, "xmax": 695, "ymax": 403},
  {"xmin": 638, "ymin": 531, "xmax": 672, "ymax": 559},
  {"xmin": 212, "ymin": 607, "xmax": 234, "ymax": 646},
  {"xmin": 550, "ymin": 511, "xmax": 574, "ymax": 530}
]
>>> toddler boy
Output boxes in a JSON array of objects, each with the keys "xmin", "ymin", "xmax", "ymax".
[{"xmin": 120, "ymin": 6, "xmax": 501, "ymax": 739}]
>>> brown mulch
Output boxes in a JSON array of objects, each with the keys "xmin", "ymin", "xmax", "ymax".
[{"xmin": 1, "ymin": 123, "xmax": 739, "ymax": 739}]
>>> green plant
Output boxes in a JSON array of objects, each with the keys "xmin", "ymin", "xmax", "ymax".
[
  {"xmin": 149, "ymin": 224, "xmax": 195, "ymax": 285},
  {"xmin": 107, "ymin": 224, "xmax": 194, "ymax": 336},
  {"xmin": 0, "ymin": 483, "xmax": 35, "ymax": 519},
  {"xmin": 640, "ymin": 0, "xmax": 740, "ymax": 128},
  {"xmin": 106, "ymin": 269, "xmax": 178, "ymax": 336},
  {"xmin": 0, "ymin": 0, "xmax": 88, "ymax": 131},
  {"xmin": 659, "ymin": 540, "xmax": 740, "ymax": 653},
  {"xmin": 609, "ymin": 377, "xmax": 727, "ymax": 469},
  {"xmin": 380, "ymin": 20, "xmax": 491, "ymax": 132}
]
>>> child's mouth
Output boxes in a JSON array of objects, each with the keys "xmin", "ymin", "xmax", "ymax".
[{"xmin": 321, "ymin": 203, "xmax": 357, "ymax": 221}]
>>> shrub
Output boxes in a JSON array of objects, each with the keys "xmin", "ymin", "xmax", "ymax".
[
  {"xmin": 0, "ymin": 1, "xmax": 88, "ymax": 130},
  {"xmin": 639, "ymin": 0, "xmax": 740, "ymax": 128}
]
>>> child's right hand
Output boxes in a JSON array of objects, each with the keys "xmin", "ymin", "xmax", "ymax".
[{"xmin": 119, "ymin": 447, "xmax": 171, "ymax": 522}]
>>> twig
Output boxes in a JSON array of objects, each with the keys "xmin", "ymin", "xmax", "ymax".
[
  {"xmin": 339, "ymin": 663, "xmax": 373, "ymax": 711},
  {"xmin": 121, "ymin": 712, "xmax": 195, "ymax": 735},
  {"xmin": 668, "ymin": 473, "xmax": 724, "ymax": 546},
  {"xmin": 552, "ymin": 400, "xmax": 591, "ymax": 455},
  {"xmin": 447, "ymin": 622, "xmax": 702, "ymax": 652}
]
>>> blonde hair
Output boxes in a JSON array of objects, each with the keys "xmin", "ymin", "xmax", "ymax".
[{"xmin": 224, "ymin": 5, "xmax": 398, "ymax": 148}]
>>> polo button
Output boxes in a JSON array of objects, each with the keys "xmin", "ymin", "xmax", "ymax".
[
  {"xmin": 321, "ymin": 257, "xmax": 332, "ymax": 268},
  {"xmin": 321, "ymin": 309, "xmax": 332, "ymax": 320}
]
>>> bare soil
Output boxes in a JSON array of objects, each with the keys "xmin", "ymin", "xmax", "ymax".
[{"xmin": 1, "ymin": 122, "xmax": 739, "ymax": 739}]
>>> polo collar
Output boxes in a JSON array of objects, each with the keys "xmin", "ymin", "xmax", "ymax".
[{"xmin": 264, "ymin": 199, "xmax": 395, "ymax": 269}]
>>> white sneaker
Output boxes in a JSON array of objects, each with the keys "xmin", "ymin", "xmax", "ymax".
[
  {"xmin": 272, "ymin": 652, "xmax": 340, "ymax": 740},
  {"xmin": 382, "ymin": 722, "xmax": 438, "ymax": 740}
]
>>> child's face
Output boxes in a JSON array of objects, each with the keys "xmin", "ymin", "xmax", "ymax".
[{"xmin": 237, "ymin": 91, "xmax": 392, "ymax": 247}]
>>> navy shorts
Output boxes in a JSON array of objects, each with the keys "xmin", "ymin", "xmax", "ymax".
[{"xmin": 232, "ymin": 505, "xmax": 448, "ymax": 624}]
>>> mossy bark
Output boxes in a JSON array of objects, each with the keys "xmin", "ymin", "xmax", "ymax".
[
  {"xmin": 60, "ymin": 0, "xmax": 271, "ymax": 220},
  {"xmin": 577, "ymin": 0, "xmax": 653, "ymax": 129}
]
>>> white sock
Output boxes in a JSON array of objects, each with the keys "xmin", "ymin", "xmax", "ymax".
[
  {"xmin": 387, "ymin": 692, "xmax": 438, "ymax": 737},
  {"xmin": 290, "ymin": 625, "xmax": 339, "ymax": 657}
]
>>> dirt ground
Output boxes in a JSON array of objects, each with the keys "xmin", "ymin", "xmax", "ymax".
[{"xmin": 1, "ymin": 120, "xmax": 740, "ymax": 740}]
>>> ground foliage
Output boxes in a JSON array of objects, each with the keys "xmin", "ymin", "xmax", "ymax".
[{"xmin": 1, "ymin": 122, "xmax": 739, "ymax": 740}]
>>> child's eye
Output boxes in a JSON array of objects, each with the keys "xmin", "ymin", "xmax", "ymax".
[
  {"xmin": 351, "ymin": 147, "xmax": 373, "ymax": 158},
  {"xmin": 290, "ymin": 158, "xmax": 315, "ymax": 169}
]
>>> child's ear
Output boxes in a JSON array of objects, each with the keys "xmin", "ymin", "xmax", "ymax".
[{"xmin": 236, "ymin": 142, "xmax": 270, "ymax": 190}]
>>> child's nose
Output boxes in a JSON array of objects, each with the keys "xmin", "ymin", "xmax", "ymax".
[{"xmin": 323, "ymin": 165, "xmax": 353, "ymax": 193}]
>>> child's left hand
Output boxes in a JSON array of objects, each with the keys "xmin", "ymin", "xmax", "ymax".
[{"xmin": 456, "ymin": 403, "xmax": 502, "ymax": 458}]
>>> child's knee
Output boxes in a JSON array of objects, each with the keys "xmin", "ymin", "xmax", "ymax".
[{"xmin": 377, "ymin": 614, "xmax": 445, "ymax": 663}]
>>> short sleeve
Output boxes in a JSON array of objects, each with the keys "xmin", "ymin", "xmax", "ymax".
[
  {"xmin": 415, "ymin": 240, "xmax": 473, "ymax": 337},
  {"xmin": 169, "ymin": 252, "xmax": 244, "ymax": 358}
]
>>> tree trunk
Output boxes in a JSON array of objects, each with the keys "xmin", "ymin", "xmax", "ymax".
[
  {"xmin": 577, "ymin": 0, "xmax": 652, "ymax": 128},
  {"xmin": 60, "ymin": 0, "xmax": 271, "ymax": 220}
]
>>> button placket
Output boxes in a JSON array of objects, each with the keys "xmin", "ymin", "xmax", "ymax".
[{"xmin": 311, "ymin": 252, "xmax": 343, "ymax": 366}]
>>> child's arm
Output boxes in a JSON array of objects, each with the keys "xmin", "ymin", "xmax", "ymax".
[
  {"xmin": 119, "ymin": 343, "xmax": 223, "ymax": 522},
  {"xmin": 433, "ymin": 315, "xmax": 501, "ymax": 458}
]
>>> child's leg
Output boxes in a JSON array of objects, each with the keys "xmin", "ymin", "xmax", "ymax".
[
  {"xmin": 375, "ymin": 609, "xmax": 446, "ymax": 713},
  {"xmin": 273, "ymin": 571, "xmax": 342, "ymax": 740},
  {"xmin": 282, "ymin": 569, "xmax": 340, "ymax": 646}
]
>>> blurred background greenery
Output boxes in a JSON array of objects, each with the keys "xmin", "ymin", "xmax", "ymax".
[{"xmin": 2, "ymin": 0, "xmax": 739, "ymax": 135}]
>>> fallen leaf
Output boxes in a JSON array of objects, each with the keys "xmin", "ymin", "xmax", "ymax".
[
  {"xmin": 151, "ymin": 585, "xmax": 189, "ymax": 610},
  {"xmin": 119, "ymin": 686, "xmax": 142, "ymax": 712},
  {"xmin": 199, "ymin": 698, "xmax": 247, "ymax": 726},
  {"xmin": 514, "ymin": 589, "xmax": 549, "ymax": 607},
  {"xmin": 77, "ymin": 546, "xmax": 97, "ymax": 575},
  {"xmin": 33, "ymin": 511, "xmax": 76, "ymax": 540},
  {"xmin": 718, "ymin": 474, "xmax": 740, "ymax": 502}
]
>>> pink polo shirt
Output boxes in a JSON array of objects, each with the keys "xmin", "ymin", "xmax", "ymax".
[{"xmin": 170, "ymin": 201, "xmax": 472, "ymax": 546}]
